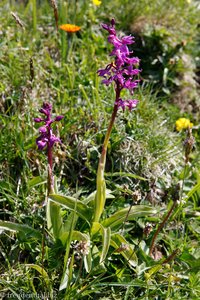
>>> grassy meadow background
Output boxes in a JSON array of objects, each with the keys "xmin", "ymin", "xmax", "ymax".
[{"xmin": 0, "ymin": 0, "xmax": 200, "ymax": 299}]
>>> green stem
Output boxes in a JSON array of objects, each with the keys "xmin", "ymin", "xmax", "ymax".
[
  {"xmin": 94, "ymin": 103, "xmax": 118, "ymax": 222},
  {"xmin": 98, "ymin": 103, "xmax": 118, "ymax": 173}
]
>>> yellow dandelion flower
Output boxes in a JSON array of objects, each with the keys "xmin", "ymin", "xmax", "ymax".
[
  {"xmin": 92, "ymin": 0, "xmax": 102, "ymax": 6},
  {"xmin": 59, "ymin": 24, "xmax": 81, "ymax": 33},
  {"xmin": 175, "ymin": 118, "xmax": 193, "ymax": 131}
]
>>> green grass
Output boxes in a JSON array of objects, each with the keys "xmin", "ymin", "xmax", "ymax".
[{"xmin": 0, "ymin": 0, "xmax": 200, "ymax": 299}]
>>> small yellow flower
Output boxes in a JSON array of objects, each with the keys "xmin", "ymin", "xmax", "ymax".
[
  {"xmin": 175, "ymin": 118, "xmax": 193, "ymax": 131},
  {"xmin": 92, "ymin": 0, "xmax": 102, "ymax": 6},
  {"xmin": 59, "ymin": 24, "xmax": 81, "ymax": 33}
]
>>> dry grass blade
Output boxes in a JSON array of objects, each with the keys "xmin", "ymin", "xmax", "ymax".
[
  {"xmin": 11, "ymin": 11, "xmax": 25, "ymax": 29},
  {"xmin": 50, "ymin": 0, "xmax": 59, "ymax": 31}
]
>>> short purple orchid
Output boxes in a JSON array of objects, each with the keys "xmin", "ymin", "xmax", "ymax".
[
  {"xmin": 34, "ymin": 102, "xmax": 63, "ymax": 151},
  {"xmin": 34, "ymin": 102, "xmax": 63, "ymax": 193},
  {"xmin": 97, "ymin": 18, "xmax": 141, "ymax": 111}
]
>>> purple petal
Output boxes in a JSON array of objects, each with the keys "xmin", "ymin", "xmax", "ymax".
[
  {"xmin": 43, "ymin": 102, "xmax": 52, "ymax": 111},
  {"xmin": 34, "ymin": 118, "xmax": 43, "ymax": 123},
  {"xmin": 125, "ymin": 57, "xmax": 140, "ymax": 65},
  {"xmin": 55, "ymin": 115, "xmax": 64, "ymax": 121},
  {"xmin": 39, "ymin": 108, "xmax": 49, "ymax": 116},
  {"xmin": 124, "ymin": 79, "xmax": 140, "ymax": 90},
  {"xmin": 39, "ymin": 126, "xmax": 47, "ymax": 133},
  {"xmin": 121, "ymin": 36, "xmax": 134, "ymax": 45},
  {"xmin": 49, "ymin": 134, "xmax": 62, "ymax": 147},
  {"xmin": 108, "ymin": 35, "xmax": 122, "ymax": 47},
  {"xmin": 37, "ymin": 140, "xmax": 47, "ymax": 150},
  {"xmin": 97, "ymin": 65, "xmax": 112, "ymax": 76},
  {"xmin": 102, "ymin": 76, "xmax": 114, "ymax": 85},
  {"xmin": 116, "ymin": 98, "xmax": 126, "ymax": 111},
  {"xmin": 127, "ymin": 99, "xmax": 139, "ymax": 110},
  {"xmin": 123, "ymin": 67, "xmax": 141, "ymax": 76}
]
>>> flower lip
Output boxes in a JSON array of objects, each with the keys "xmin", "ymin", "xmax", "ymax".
[
  {"xmin": 59, "ymin": 24, "xmax": 81, "ymax": 33},
  {"xmin": 37, "ymin": 140, "xmax": 47, "ymax": 150}
]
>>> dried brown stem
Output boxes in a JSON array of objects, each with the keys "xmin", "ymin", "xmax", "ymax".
[
  {"xmin": 11, "ymin": 11, "xmax": 25, "ymax": 29},
  {"xmin": 149, "ymin": 199, "xmax": 178, "ymax": 257}
]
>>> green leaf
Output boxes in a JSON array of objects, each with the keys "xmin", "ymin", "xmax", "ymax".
[
  {"xmin": 0, "ymin": 221, "xmax": 42, "ymax": 239},
  {"xmin": 84, "ymin": 189, "xmax": 115, "ymax": 205},
  {"xmin": 94, "ymin": 177, "xmax": 106, "ymax": 222},
  {"xmin": 60, "ymin": 230, "xmax": 90, "ymax": 246},
  {"xmin": 59, "ymin": 253, "xmax": 75, "ymax": 291},
  {"xmin": 63, "ymin": 211, "xmax": 78, "ymax": 232},
  {"xmin": 91, "ymin": 222, "xmax": 111, "ymax": 264},
  {"xmin": 46, "ymin": 199, "xmax": 63, "ymax": 240},
  {"xmin": 49, "ymin": 194, "xmax": 92, "ymax": 223},
  {"xmin": 186, "ymin": 182, "xmax": 200, "ymax": 202},
  {"xmin": 111, "ymin": 234, "xmax": 138, "ymax": 267},
  {"xmin": 145, "ymin": 264, "xmax": 162, "ymax": 280},
  {"xmin": 100, "ymin": 226, "xmax": 111, "ymax": 264},
  {"xmin": 102, "ymin": 206, "xmax": 157, "ymax": 229},
  {"xmin": 25, "ymin": 264, "xmax": 53, "ymax": 294},
  {"xmin": 105, "ymin": 172, "xmax": 147, "ymax": 181},
  {"xmin": 28, "ymin": 176, "xmax": 46, "ymax": 189},
  {"xmin": 84, "ymin": 248, "xmax": 92, "ymax": 273}
]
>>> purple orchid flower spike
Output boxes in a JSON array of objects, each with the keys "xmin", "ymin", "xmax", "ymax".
[
  {"xmin": 97, "ymin": 18, "xmax": 141, "ymax": 110},
  {"xmin": 34, "ymin": 102, "xmax": 63, "ymax": 193},
  {"xmin": 34, "ymin": 102, "xmax": 63, "ymax": 150}
]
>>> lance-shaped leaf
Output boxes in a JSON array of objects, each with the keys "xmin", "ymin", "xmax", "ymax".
[
  {"xmin": 0, "ymin": 221, "xmax": 42, "ymax": 239},
  {"xmin": 105, "ymin": 172, "xmax": 147, "ymax": 181},
  {"xmin": 25, "ymin": 264, "xmax": 50, "ymax": 286},
  {"xmin": 46, "ymin": 200, "xmax": 63, "ymax": 240},
  {"xmin": 49, "ymin": 194, "xmax": 92, "ymax": 223},
  {"xmin": 83, "ymin": 189, "xmax": 115, "ymax": 205},
  {"xmin": 60, "ymin": 230, "xmax": 90, "ymax": 246},
  {"xmin": 94, "ymin": 176, "xmax": 106, "ymax": 222},
  {"xmin": 91, "ymin": 222, "xmax": 111, "ymax": 264},
  {"xmin": 28, "ymin": 176, "xmax": 46, "ymax": 189},
  {"xmin": 102, "ymin": 205, "xmax": 157, "ymax": 229}
]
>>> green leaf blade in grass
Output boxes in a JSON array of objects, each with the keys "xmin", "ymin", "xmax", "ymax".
[
  {"xmin": 94, "ymin": 176, "xmax": 106, "ymax": 222},
  {"xmin": 186, "ymin": 182, "xmax": 200, "ymax": 202},
  {"xmin": 105, "ymin": 172, "xmax": 148, "ymax": 181},
  {"xmin": 111, "ymin": 233, "xmax": 138, "ymax": 267},
  {"xmin": 84, "ymin": 189, "xmax": 115, "ymax": 205},
  {"xmin": 46, "ymin": 200, "xmax": 63, "ymax": 240},
  {"xmin": 25, "ymin": 264, "xmax": 50, "ymax": 285},
  {"xmin": 100, "ymin": 225, "xmax": 111, "ymax": 264},
  {"xmin": 0, "ymin": 221, "xmax": 42, "ymax": 239},
  {"xmin": 60, "ymin": 230, "xmax": 90, "ymax": 246},
  {"xmin": 49, "ymin": 194, "xmax": 92, "ymax": 223},
  {"xmin": 92, "ymin": 222, "xmax": 111, "ymax": 264},
  {"xmin": 28, "ymin": 176, "xmax": 46, "ymax": 189},
  {"xmin": 102, "ymin": 206, "xmax": 157, "ymax": 229}
]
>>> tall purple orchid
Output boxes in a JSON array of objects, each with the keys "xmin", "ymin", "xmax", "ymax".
[
  {"xmin": 34, "ymin": 102, "xmax": 63, "ymax": 193},
  {"xmin": 94, "ymin": 19, "xmax": 141, "ymax": 222}
]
